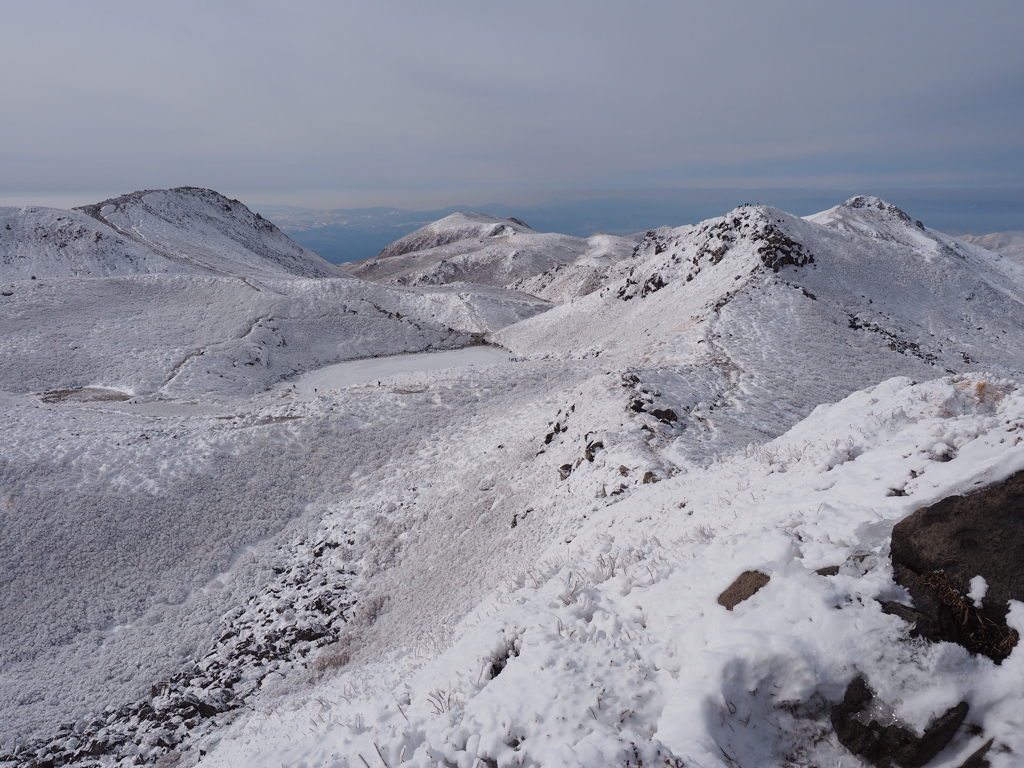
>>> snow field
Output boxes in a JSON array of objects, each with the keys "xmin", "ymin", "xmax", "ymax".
[
  {"xmin": 0, "ymin": 274, "xmax": 547, "ymax": 399},
  {"xmin": 201, "ymin": 375, "xmax": 1024, "ymax": 767},
  {"xmin": 293, "ymin": 346, "xmax": 514, "ymax": 392},
  {"xmin": 2, "ymin": 351, "xmax": 674, "ymax": 748}
]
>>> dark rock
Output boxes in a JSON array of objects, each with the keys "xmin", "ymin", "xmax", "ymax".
[
  {"xmin": 831, "ymin": 676, "xmax": 968, "ymax": 767},
  {"xmin": 956, "ymin": 738, "xmax": 993, "ymax": 768},
  {"xmin": 718, "ymin": 571, "xmax": 770, "ymax": 610},
  {"xmin": 195, "ymin": 699, "xmax": 221, "ymax": 719},
  {"xmin": 558, "ymin": 464, "xmax": 573, "ymax": 480},
  {"xmin": 641, "ymin": 273, "xmax": 666, "ymax": 297},
  {"xmin": 815, "ymin": 565, "xmax": 841, "ymax": 577},
  {"xmin": 890, "ymin": 470, "xmax": 1024, "ymax": 662},
  {"xmin": 880, "ymin": 601, "xmax": 925, "ymax": 625},
  {"xmin": 650, "ymin": 408, "xmax": 677, "ymax": 423}
]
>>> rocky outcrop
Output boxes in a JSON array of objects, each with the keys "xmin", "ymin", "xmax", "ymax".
[
  {"xmin": 890, "ymin": 470, "xmax": 1024, "ymax": 662},
  {"xmin": 831, "ymin": 676, "xmax": 968, "ymax": 768}
]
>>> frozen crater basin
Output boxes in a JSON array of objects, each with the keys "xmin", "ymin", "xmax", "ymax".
[{"xmin": 292, "ymin": 345, "xmax": 512, "ymax": 392}]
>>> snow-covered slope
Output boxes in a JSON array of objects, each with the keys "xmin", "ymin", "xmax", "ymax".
[
  {"xmin": 78, "ymin": 188, "xmax": 346, "ymax": 280},
  {"xmin": 0, "ymin": 275, "xmax": 549, "ymax": 398},
  {"xmin": 956, "ymin": 230, "xmax": 1024, "ymax": 263},
  {"xmin": 0, "ymin": 205, "xmax": 193, "ymax": 279},
  {"xmin": 2, "ymin": 195, "xmax": 1024, "ymax": 768},
  {"xmin": 0, "ymin": 188, "xmax": 345, "ymax": 281},
  {"xmin": 200, "ymin": 374, "xmax": 1024, "ymax": 768},
  {"xmin": 496, "ymin": 196, "xmax": 1024, "ymax": 461},
  {"xmin": 346, "ymin": 211, "xmax": 638, "ymax": 296}
]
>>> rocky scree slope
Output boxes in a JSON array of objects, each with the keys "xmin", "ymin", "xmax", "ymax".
[{"xmin": 346, "ymin": 211, "xmax": 638, "ymax": 296}]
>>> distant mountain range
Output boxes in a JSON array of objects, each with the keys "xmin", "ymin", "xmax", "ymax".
[
  {"xmin": 255, "ymin": 190, "xmax": 1024, "ymax": 264},
  {"xmin": 956, "ymin": 230, "xmax": 1024, "ymax": 262}
]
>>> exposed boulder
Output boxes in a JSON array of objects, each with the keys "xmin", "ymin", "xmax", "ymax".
[
  {"xmin": 831, "ymin": 676, "xmax": 968, "ymax": 768},
  {"xmin": 717, "ymin": 570, "xmax": 770, "ymax": 610},
  {"xmin": 890, "ymin": 470, "xmax": 1024, "ymax": 662},
  {"xmin": 956, "ymin": 739, "xmax": 993, "ymax": 768}
]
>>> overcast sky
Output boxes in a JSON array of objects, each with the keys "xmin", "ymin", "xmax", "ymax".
[{"xmin": 2, "ymin": 1, "xmax": 1022, "ymax": 209}]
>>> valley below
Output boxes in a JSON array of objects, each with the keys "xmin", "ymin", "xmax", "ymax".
[{"xmin": 1, "ymin": 189, "xmax": 1023, "ymax": 768}]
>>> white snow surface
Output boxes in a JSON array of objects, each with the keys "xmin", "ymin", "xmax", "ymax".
[
  {"xmin": 2, "ymin": 193, "xmax": 1024, "ymax": 767},
  {"xmin": 201, "ymin": 375, "xmax": 1024, "ymax": 768},
  {"xmin": 1, "ymin": 188, "xmax": 345, "ymax": 280},
  {"xmin": 346, "ymin": 212, "xmax": 639, "ymax": 297},
  {"xmin": 956, "ymin": 231, "xmax": 1024, "ymax": 264},
  {"xmin": 293, "ymin": 346, "xmax": 513, "ymax": 392}
]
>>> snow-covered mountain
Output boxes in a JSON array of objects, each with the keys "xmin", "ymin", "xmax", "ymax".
[
  {"xmin": 956, "ymin": 230, "xmax": 1024, "ymax": 263},
  {"xmin": 1, "ymin": 188, "xmax": 345, "ymax": 281},
  {"xmin": 346, "ymin": 211, "xmax": 638, "ymax": 296},
  {"xmin": 0, "ymin": 190, "xmax": 551, "ymax": 400},
  {"xmin": 2, "ymin": 193, "xmax": 1024, "ymax": 768},
  {"xmin": 495, "ymin": 196, "xmax": 1024, "ymax": 461}
]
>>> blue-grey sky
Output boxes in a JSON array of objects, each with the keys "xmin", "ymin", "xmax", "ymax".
[{"xmin": 2, "ymin": 1, "xmax": 1022, "ymax": 209}]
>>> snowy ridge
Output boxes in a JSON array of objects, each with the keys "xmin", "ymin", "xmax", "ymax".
[
  {"xmin": 77, "ymin": 188, "xmax": 345, "ymax": 280},
  {"xmin": 0, "ymin": 188, "xmax": 344, "ymax": 281},
  {"xmin": 347, "ymin": 212, "xmax": 638, "ymax": 296},
  {"xmin": 495, "ymin": 199, "xmax": 1024, "ymax": 460}
]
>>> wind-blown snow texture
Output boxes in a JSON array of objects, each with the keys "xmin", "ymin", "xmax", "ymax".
[{"xmin": 2, "ymin": 193, "xmax": 1023, "ymax": 768}]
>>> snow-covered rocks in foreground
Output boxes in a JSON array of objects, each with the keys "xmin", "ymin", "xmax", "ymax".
[
  {"xmin": 202, "ymin": 375, "xmax": 1024, "ymax": 768},
  {"xmin": 346, "ymin": 211, "xmax": 638, "ymax": 297}
]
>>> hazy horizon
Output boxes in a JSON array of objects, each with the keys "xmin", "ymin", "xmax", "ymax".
[{"xmin": 3, "ymin": 2, "xmax": 1022, "ymax": 211}]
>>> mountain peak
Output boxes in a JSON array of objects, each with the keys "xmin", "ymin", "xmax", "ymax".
[
  {"xmin": 77, "ymin": 187, "xmax": 344, "ymax": 279},
  {"xmin": 805, "ymin": 195, "xmax": 926, "ymax": 239},
  {"xmin": 375, "ymin": 211, "xmax": 536, "ymax": 261},
  {"xmin": 842, "ymin": 195, "xmax": 912, "ymax": 220}
]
